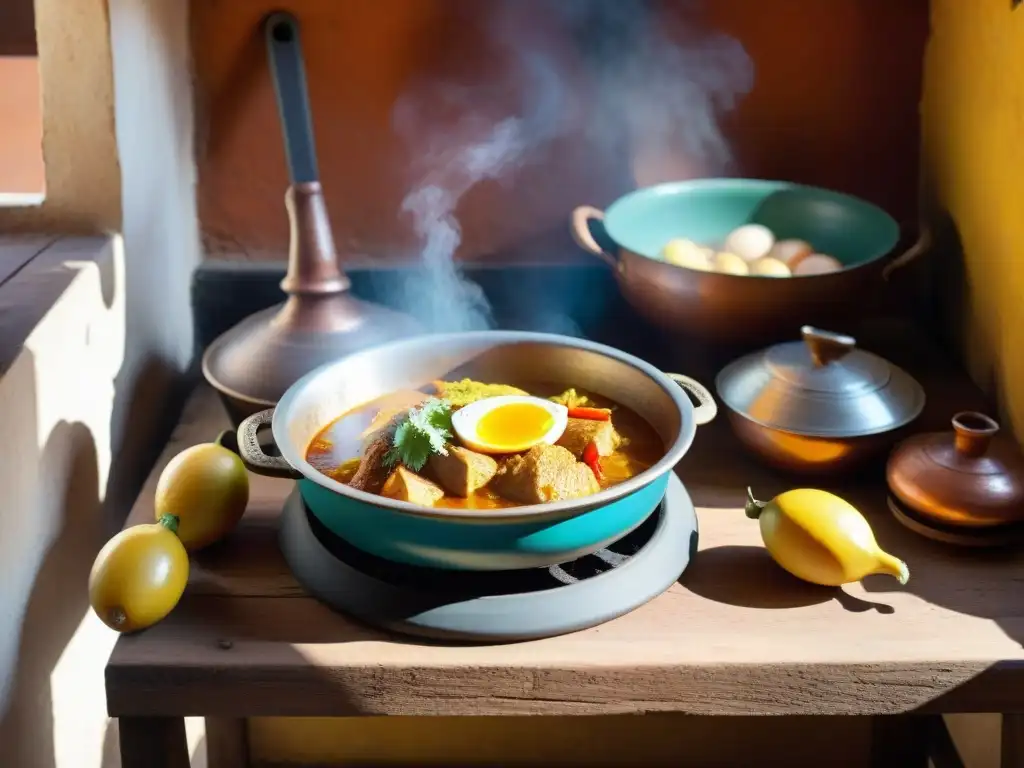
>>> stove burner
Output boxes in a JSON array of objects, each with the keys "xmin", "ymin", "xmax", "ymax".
[
  {"xmin": 304, "ymin": 496, "xmax": 666, "ymax": 597},
  {"xmin": 280, "ymin": 473, "xmax": 699, "ymax": 642}
]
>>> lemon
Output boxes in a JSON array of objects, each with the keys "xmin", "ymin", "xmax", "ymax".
[
  {"xmin": 155, "ymin": 442, "xmax": 249, "ymax": 551},
  {"xmin": 746, "ymin": 487, "xmax": 908, "ymax": 587},
  {"xmin": 89, "ymin": 515, "xmax": 189, "ymax": 633}
]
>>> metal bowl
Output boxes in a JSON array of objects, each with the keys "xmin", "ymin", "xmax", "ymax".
[
  {"xmin": 571, "ymin": 178, "xmax": 928, "ymax": 345},
  {"xmin": 237, "ymin": 331, "xmax": 716, "ymax": 570},
  {"xmin": 715, "ymin": 326, "xmax": 925, "ymax": 475}
]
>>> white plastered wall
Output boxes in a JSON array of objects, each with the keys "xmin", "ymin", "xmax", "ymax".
[{"xmin": 0, "ymin": 0, "xmax": 202, "ymax": 765}]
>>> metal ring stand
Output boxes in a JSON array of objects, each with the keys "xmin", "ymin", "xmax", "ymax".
[{"xmin": 280, "ymin": 473, "xmax": 699, "ymax": 642}]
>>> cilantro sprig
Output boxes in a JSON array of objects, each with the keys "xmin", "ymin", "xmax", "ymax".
[{"xmin": 383, "ymin": 398, "xmax": 454, "ymax": 472}]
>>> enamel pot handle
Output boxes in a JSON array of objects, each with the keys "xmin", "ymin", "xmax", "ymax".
[
  {"xmin": 665, "ymin": 374, "xmax": 718, "ymax": 426},
  {"xmin": 237, "ymin": 408, "xmax": 302, "ymax": 479}
]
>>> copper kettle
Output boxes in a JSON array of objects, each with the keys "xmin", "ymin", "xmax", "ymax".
[{"xmin": 202, "ymin": 12, "xmax": 421, "ymax": 426}]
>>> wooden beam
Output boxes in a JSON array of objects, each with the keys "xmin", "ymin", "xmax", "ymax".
[
  {"xmin": 0, "ymin": 0, "xmax": 36, "ymax": 56},
  {"xmin": 1003, "ymin": 714, "xmax": 1024, "ymax": 768},
  {"xmin": 118, "ymin": 717, "xmax": 190, "ymax": 768}
]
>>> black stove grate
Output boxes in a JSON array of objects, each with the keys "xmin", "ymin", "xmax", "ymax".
[{"xmin": 303, "ymin": 502, "xmax": 662, "ymax": 598}]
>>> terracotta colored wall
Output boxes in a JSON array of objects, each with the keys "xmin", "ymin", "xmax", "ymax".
[
  {"xmin": 0, "ymin": 0, "xmax": 121, "ymax": 233},
  {"xmin": 0, "ymin": 57, "xmax": 45, "ymax": 197},
  {"xmin": 192, "ymin": 0, "xmax": 927, "ymax": 262}
]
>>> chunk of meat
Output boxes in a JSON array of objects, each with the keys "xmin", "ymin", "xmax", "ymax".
[
  {"xmin": 428, "ymin": 445, "xmax": 498, "ymax": 497},
  {"xmin": 348, "ymin": 435, "xmax": 391, "ymax": 494},
  {"xmin": 380, "ymin": 466, "xmax": 445, "ymax": 507},
  {"xmin": 360, "ymin": 390, "xmax": 429, "ymax": 443},
  {"xmin": 556, "ymin": 417, "xmax": 622, "ymax": 459},
  {"xmin": 491, "ymin": 444, "xmax": 600, "ymax": 504}
]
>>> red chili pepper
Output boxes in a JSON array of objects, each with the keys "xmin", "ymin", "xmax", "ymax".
[
  {"xmin": 567, "ymin": 406, "xmax": 612, "ymax": 421},
  {"xmin": 583, "ymin": 440, "xmax": 603, "ymax": 482}
]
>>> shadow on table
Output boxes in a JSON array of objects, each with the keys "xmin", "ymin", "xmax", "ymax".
[{"xmin": 681, "ymin": 545, "xmax": 894, "ymax": 613}]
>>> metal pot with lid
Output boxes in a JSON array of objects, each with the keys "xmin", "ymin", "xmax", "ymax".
[{"xmin": 715, "ymin": 326, "xmax": 926, "ymax": 474}]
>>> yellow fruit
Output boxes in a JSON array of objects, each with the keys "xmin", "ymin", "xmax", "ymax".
[
  {"xmin": 155, "ymin": 442, "xmax": 249, "ymax": 551},
  {"xmin": 89, "ymin": 515, "xmax": 189, "ymax": 633},
  {"xmin": 745, "ymin": 487, "xmax": 908, "ymax": 587}
]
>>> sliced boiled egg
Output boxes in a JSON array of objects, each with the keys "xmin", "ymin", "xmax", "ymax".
[
  {"xmin": 723, "ymin": 224, "xmax": 775, "ymax": 263},
  {"xmin": 451, "ymin": 395, "xmax": 568, "ymax": 455}
]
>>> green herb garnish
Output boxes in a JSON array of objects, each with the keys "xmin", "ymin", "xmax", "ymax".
[{"xmin": 384, "ymin": 398, "xmax": 454, "ymax": 471}]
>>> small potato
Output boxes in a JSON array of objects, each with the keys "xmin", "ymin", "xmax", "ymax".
[
  {"xmin": 712, "ymin": 251, "xmax": 750, "ymax": 276},
  {"xmin": 662, "ymin": 239, "xmax": 713, "ymax": 271},
  {"xmin": 723, "ymin": 224, "xmax": 775, "ymax": 263},
  {"xmin": 749, "ymin": 256, "xmax": 792, "ymax": 277}
]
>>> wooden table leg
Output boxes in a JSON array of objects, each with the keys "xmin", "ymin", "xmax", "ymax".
[
  {"xmin": 1003, "ymin": 714, "xmax": 1024, "ymax": 768},
  {"xmin": 206, "ymin": 717, "xmax": 249, "ymax": 768},
  {"xmin": 118, "ymin": 716, "xmax": 190, "ymax": 768},
  {"xmin": 871, "ymin": 714, "xmax": 929, "ymax": 768},
  {"xmin": 926, "ymin": 716, "xmax": 966, "ymax": 768}
]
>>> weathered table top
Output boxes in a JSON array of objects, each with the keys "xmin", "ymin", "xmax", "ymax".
[{"xmin": 106, "ymin": 322, "xmax": 1024, "ymax": 720}]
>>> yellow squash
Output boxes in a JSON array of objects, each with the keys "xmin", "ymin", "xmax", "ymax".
[
  {"xmin": 746, "ymin": 487, "xmax": 909, "ymax": 587},
  {"xmin": 154, "ymin": 439, "xmax": 250, "ymax": 551},
  {"xmin": 89, "ymin": 514, "xmax": 189, "ymax": 632}
]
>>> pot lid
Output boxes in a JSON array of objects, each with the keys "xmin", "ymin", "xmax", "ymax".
[
  {"xmin": 715, "ymin": 326, "xmax": 926, "ymax": 437},
  {"xmin": 886, "ymin": 412, "xmax": 1024, "ymax": 527}
]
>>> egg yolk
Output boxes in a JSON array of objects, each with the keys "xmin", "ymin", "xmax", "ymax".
[{"xmin": 476, "ymin": 403, "xmax": 555, "ymax": 449}]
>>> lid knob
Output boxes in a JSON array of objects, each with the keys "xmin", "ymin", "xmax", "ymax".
[
  {"xmin": 951, "ymin": 411, "xmax": 999, "ymax": 458},
  {"xmin": 801, "ymin": 326, "xmax": 856, "ymax": 368}
]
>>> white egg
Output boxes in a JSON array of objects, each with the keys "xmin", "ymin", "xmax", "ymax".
[
  {"xmin": 749, "ymin": 256, "xmax": 792, "ymax": 277},
  {"xmin": 662, "ymin": 238, "xmax": 713, "ymax": 272},
  {"xmin": 723, "ymin": 224, "xmax": 776, "ymax": 263},
  {"xmin": 451, "ymin": 395, "xmax": 568, "ymax": 455},
  {"xmin": 793, "ymin": 253, "xmax": 843, "ymax": 275}
]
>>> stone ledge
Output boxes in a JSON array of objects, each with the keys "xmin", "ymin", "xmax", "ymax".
[{"xmin": 0, "ymin": 235, "xmax": 118, "ymax": 380}]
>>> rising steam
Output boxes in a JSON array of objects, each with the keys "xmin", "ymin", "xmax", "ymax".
[{"xmin": 391, "ymin": 0, "xmax": 753, "ymax": 334}]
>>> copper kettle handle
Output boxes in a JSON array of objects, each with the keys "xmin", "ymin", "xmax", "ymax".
[
  {"xmin": 570, "ymin": 206, "xmax": 618, "ymax": 269},
  {"xmin": 882, "ymin": 226, "xmax": 932, "ymax": 281},
  {"xmin": 801, "ymin": 326, "xmax": 856, "ymax": 367}
]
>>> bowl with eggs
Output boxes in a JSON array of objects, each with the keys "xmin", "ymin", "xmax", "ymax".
[{"xmin": 571, "ymin": 178, "xmax": 928, "ymax": 345}]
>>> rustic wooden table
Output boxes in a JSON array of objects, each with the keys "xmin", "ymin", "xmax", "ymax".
[{"xmin": 106, "ymin": 323, "xmax": 1024, "ymax": 768}]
